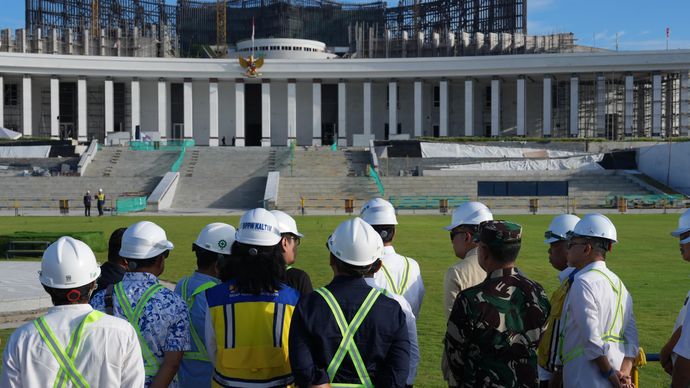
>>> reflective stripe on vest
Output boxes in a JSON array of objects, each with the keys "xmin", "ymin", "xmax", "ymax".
[
  {"xmin": 33, "ymin": 310, "xmax": 104, "ymax": 388},
  {"xmin": 181, "ymin": 278, "xmax": 217, "ymax": 361},
  {"xmin": 315, "ymin": 287, "xmax": 381, "ymax": 388},
  {"xmin": 114, "ymin": 282, "xmax": 164, "ymax": 376},
  {"xmin": 380, "ymin": 256, "xmax": 411, "ymax": 296},
  {"xmin": 559, "ymin": 268, "xmax": 625, "ymax": 365}
]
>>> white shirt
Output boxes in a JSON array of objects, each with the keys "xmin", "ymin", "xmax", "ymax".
[
  {"xmin": 373, "ymin": 245, "xmax": 425, "ymax": 317},
  {"xmin": 1, "ymin": 304, "xmax": 144, "ymax": 388},
  {"xmin": 560, "ymin": 261, "xmax": 639, "ymax": 388},
  {"xmin": 365, "ymin": 277, "xmax": 420, "ymax": 385},
  {"xmin": 673, "ymin": 290, "xmax": 690, "ymax": 361}
]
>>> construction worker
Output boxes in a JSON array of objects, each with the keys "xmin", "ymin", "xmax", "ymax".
[
  {"xmin": 175, "ymin": 223, "xmax": 235, "ymax": 387},
  {"xmin": 271, "ymin": 210, "xmax": 314, "ymax": 295},
  {"xmin": 360, "ymin": 198, "xmax": 425, "ymax": 317},
  {"xmin": 91, "ymin": 221, "xmax": 191, "ymax": 388},
  {"xmin": 537, "ymin": 214, "xmax": 580, "ymax": 387},
  {"xmin": 444, "ymin": 220, "xmax": 551, "ymax": 387},
  {"xmin": 289, "ymin": 217, "xmax": 410, "ymax": 387},
  {"xmin": 205, "ymin": 208, "xmax": 299, "ymax": 387},
  {"xmin": 1, "ymin": 236, "xmax": 145, "ymax": 387},
  {"xmin": 660, "ymin": 208, "xmax": 690, "ymax": 387},
  {"xmin": 559, "ymin": 214, "xmax": 638, "ymax": 388},
  {"xmin": 83, "ymin": 190, "xmax": 91, "ymax": 217},
  {"xmin": 96, "ymin": 188, "xmax": 106, "ymax": 216},
  {"xmin": 94, "ymin": 227, "xmax": 128, "ymax": 295}
]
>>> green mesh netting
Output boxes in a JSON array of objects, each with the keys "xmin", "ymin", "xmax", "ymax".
[
  {"xmin": 116, "ymin": 197, "xmax": 147, "ymax": 213},
  {"xmin": 369, "ymin": 165, "xmax": 385, "ymax": 196}
]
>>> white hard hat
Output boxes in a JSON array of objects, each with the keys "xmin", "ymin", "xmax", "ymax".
[
  {"xmin": 194, "ymin": 223, "xmax": 236, "ymax": 255},
  {"xmin": 270, "ymin": 210, "xmax": 303, "ymax": 237},
  {"xmin": 235, "ymin": 208, "xmax": 282, "ymax": 246},
  {"xmin": 98, "ymin": 188, "xmax": 103, "ymax": 192},
  {"xmin": 444, "ymin": 201, "xmax": 493, "ymax": 231},
  {"xmin": 39, "ymin": 237, "xmax": 101, "ymax": 289},
  {"xmin": 671, "ymin": 208, "xmax": 690, "ymax": 244},
  {"xmin": 119, "ymin": 221, "xmax": 174, "ymax": 260},
  {"xmin": 360, "ymin": 198, "xmax": 398, "ymax": 225},
  {"xmin": 570, "ymin": 213, "xmax": 617, "ymax": 243},
  {"xmin": 327, "ymin": 217, "xmax": 384, "ymax": 266},
  {"xmin": 544, "ymin": 214, "xmax": 581, "ymax": 244}
]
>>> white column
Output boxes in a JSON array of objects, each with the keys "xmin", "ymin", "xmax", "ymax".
[
  {"xmin": 570, "ymin": 75, "xmax": 579, "ymax": 137},
  {"xmin": 543, "ymin": 76, "xmax": 552, "ymax": 137},
  {"xmin": 596, "ymin": 74, "xmax": 606, "ymax": 137},
  {"xmin": 363, "ymin": 80, "xmax": 372, "ymax": 136},
  {"xmin": 183, "ymin": 79, "xmax": 193, "ymax": 140},
  {"xmin": 624, "ymin": 75, "xmax": 634, "ymax": 137},
  {"xmin": 414, "ymin": 80, "xmax": 422, "ymax": 137},
  {"xmin": 235, "ymin": 80, "xmax": 245, "ymax": 147},
  {"xmin": 681, "ymin": 71, "xmax": 690, "ymax": 137},
  {"xmin": 337, "ymin": 81, "xmax": 347, "ymax": 146},
  {"xmin": 652, "ymin": 73, "xmax": 662, "ymax": 136},
  {"xmin": 464, "ymin": 78, "xmax": 474, "ymax": 136},
  {"xmin": 50, "ymin": 77, "xmax": 59, "ymax": 139},
  {"xmin": 22, "ymin": 75, "xmax": 32, "ymax": 136},
  {"xmin": 104, "ymin": 78, "xmax": 114, "ymax": 136},
  {"xmin": 77, "ymin": 77, "xmax": 87, "ymax": 141},
  {"xmin": 209, "ymin": 79, "xmax": 219, "ymax": 146},
  {"xmin": 287, "ymin": 80, "xmax": 297, "ymax": 146},
  {"xmin": 388, "ymin": 80, "xmax": 397, "ymax": 136},
  {"xmin": 312, "ymin": 80, "xmax": 322, "ymax": 146},
  {"xmin": 131, "ymin": 78, "xmax": 141, "ymax": 140},
  {"xmin": 439, "ymin": 79, "xmax": 449, "ymax": 137},
  {"xmin": 490, "ymin": 78, "xmax": 501, "ymax": 137},
  {"xmin": 0, "ymin": 76, "xmax": 4, "ymax": 128},
  {"xmin": 261, "ymin": 80, "xmax": 271, "ymax": 147},
  {"xmin": 157, "ymin": 78, "xmax": 167, "ymax": 139},
  {"xmin": 516, "ymin": 77, "xmax": 526, "ymax": 136}
]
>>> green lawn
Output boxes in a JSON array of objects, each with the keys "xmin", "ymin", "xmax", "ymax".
[{"xmin": 0, "ymin": 214, "xmax": 684, "ymax": 386}]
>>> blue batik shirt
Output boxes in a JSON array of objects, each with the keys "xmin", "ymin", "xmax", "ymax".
[
  {"xmin": 91, "ymin": 272, "xmax": 191, "ymax": 388},
  {"xmin": 174, "ymin": 271, "xmax": 220, "ymax": 388}
]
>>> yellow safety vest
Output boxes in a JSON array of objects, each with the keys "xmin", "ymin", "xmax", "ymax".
[
  {"xmin": 180, "ymin": 278, "xmax": 217, "ymax": 362},
  {"xmin": 380, "ymin": 257, "xmax": 411, "ymax": 296},
  {"xmin": 537, "ymin": 276, "xmax": 572, "ymax": 371}
]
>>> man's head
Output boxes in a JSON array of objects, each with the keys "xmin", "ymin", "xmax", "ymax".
[
  {"xmin": 671, "ymin": 209, "xmax": 690, "ymax": 262},
  {"xmin": 270, "ymin": 210, "xmax": 303, "ymax": 266},
  {"xmin": 119, "ymin": 221, "xmax": 174, "ymax": 276},
  {"xmin": 445, "ymin": 201, "xmax": 493, "ymax": 259},
  {"xmin": 544, "ymin": 214, "xmax": 580, "ymax": 271},
  {"xmin": 566, "ymin": 213, "xmax": 617, "ymax": 269},
  {"xmin": 40, "ymin": 237, "xmax": 101, "ymax": 305},
  {"xmin": 360, "ymin": 198, "xmax": 398, "ymax": 245},
  {"xmin": 327, "ymin": 217, "xmax": 384, "ymax": 278},
  {"xmin": 475, "ymin": 220, "xmax": 522, "ymax": 272},
  {"xmin": 193, "ymin": 223, "xmax": 235, "ymax": 276},
  {"xmin": 107, "ymin": 227, "xmax": 127, "ymax": 267}
]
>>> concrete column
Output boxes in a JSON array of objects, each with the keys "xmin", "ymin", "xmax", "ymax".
[
  {"xmin": 652, "ymin": 73, "xmax": 662, "ymax": 136},
  {"xmin": 596, "ymin": 74, "xmax": 606, "ymax": 137},
  {"xmin": 543, "ymin": 76, "xmax": 552, "ymax": 137},
  {"xmin": 388, "ymin": 80, "xmax": 397, "ymax": 136},
  {"xmin": 363, "ymin": 80, "xmax": 372, "ymax": 136},
  {"xmin": 83, "ymin": 29, "xmax": 90, "ymax": 56},
  {"xmin": 209, "ymin": 79, "xmax": 219, "ymax": 146},
  {"xmin": 0, "ymin": 75, "xmax": 4, "ymax": 128},
  {"xmin": 183, "ymin": 78, "xmax": 193, "ymax": 139},
  {"xmin": 104, "ymin": 78, "xmax": 114, "ymax": 136},
  {"xmin": 77, "ymin": 77, "xmax": 87, "ymax": 141},
  {"xmin": 570, "ymin": 75, "xmax": 579, "ymax": 137},
  {"xmin": 235, "ymin": 80, "xmax": 245, "ymax": 147},
  {"xmin": 261, "ymin": 80, "xmax": 271, "ymax": 147},
  {"xmin": 287, "ymin": 80, "xmax": 297, "ymax": 146},
  {"xmin": 439, "ymin": 79, "xmax": 449, "ymax": 137},
  {"xmin": 312, "ymin": 80, "xmax": 322, "ymax": 146},
  {"xmin": 131, "ymin": 78, "xmax": 141, "ymax": 140},
  {"xmin": 516, "ymin": 76, "xmax": 526, "ymax": 136},
  {"xmin": 337, "ymin": 80, "xmax": 347, "ymax": 146},
  {"xmin": 50, "ymin": 77, "xmax": 59, "ymax": 139},
  {"xmin": 681, "ymin": 71, "xmax": 690, "ymax": 137},
  {"xmin": 491, "ymin": 77, "xmax": 501, "ymax": 137},
  {"xmin": 414, "ymin": 80, "xmax": 422, "ymax": 137},
  {"xmin": 22, "ymin": 75, "xmax": 31, "ymax": 136},
  {"xmin": 464, "ymin": 78, "xmax": 474, "ymax": 136},
  {"xmin": 624, "ymin": 74, "xmax": 634, "ymax": 137},
  {"xmin": 157, "ymin": 78, "xmax": 167, "ymax": 139}
]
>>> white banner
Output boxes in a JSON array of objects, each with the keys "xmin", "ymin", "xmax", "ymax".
[
  {"xmin": 439, "ymin": 154, "xmax": 605, "ymax": 171},
  {"xmin": 420, "ymin": 142, "xmax": 585, "ymax": 159},
  {"xmin": 0, "ymin": 146, "xmax": 51, "ymax": 158}
]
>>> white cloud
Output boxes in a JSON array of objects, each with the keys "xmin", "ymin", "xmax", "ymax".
[
  {"xmin": 528, "ymin": 0, "xmax": 555, "ymax": 12},
  {"xmin": 622, "ymin": 39, "xmax": 690, "ymax": 50}
]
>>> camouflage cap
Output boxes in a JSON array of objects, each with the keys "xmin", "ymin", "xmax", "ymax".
[{"xmin": 475, "ymin": 220, "xmax": 522, "ymax": 247}]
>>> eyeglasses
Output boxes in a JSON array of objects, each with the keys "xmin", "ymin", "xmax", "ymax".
[
  {"xmin": 567, "ymin": 241, "xmax": 589, "ymax": 249},
  {"xmin": 450, "ymin": 230, "xmax": 469, "ymax": 241},
  {"xmin": 544, "ymin": 231, "xmax": 565, "ymax": 240},
  {"xmin": 286, "ymin": 235, "xmax": 301, "ymax": 246}
]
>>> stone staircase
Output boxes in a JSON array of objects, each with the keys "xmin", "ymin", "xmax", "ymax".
[{"xmin": 85, "ymin": 148, "xmax": 179, "ymax": 178}]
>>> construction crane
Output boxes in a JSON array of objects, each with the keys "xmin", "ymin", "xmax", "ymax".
[
  {"xmin": 216, "ymin": 0, "xmax": 227, "ymax": 57},
  {"xmin": 91, "ymin": 0, "xmax": 100, "ymax": 38}
]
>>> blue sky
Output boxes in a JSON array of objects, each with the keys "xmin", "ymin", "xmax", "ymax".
[{"xmin": 2, "ymin": 0, "xmax": 689, "ymax": 51}]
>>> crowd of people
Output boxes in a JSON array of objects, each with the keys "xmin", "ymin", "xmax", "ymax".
[{"xmin": 2, "ymin": 199, "xmax": 690, "ymax": 388}]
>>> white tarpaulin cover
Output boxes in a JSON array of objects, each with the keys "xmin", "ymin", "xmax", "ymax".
[
  {"xmin": 0, "ymin": 127, "xmax": 22, "ymax": 140},
  {"xmin": 420, "ymin": 142, "xmax": 585, "ymax": 158},
  {"xmin": 439, "ymin": 154, "xmax": 605, "ymax": 171},
  {"xmin": 638, "ymin": 142, "xmax": 690, "ymax": 195},
  {"xmin": 0, "ymin": 146, "xmax": 51, "ymax": 158}
]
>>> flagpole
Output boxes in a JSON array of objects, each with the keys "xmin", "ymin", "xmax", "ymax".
[{"xmin": 252, "ymin": 17, "xmax": 255, "ymax": 56}]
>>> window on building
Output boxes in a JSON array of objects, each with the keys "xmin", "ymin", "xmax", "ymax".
[
  {"xmin": 433, "ymin": 86, "xmax": 440, "ymax": 107},
  {"xmin": 4, "ymin": 84, "xmax": 18, "ymax": 106},
  {"xmin": 485, "ymin": 86, "xmax": 492, "ymax": 108}
]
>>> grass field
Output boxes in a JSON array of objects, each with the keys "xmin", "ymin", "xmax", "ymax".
[{"xmin": 0, "ymin": 213, "xmax": 687, "ymax": 387}]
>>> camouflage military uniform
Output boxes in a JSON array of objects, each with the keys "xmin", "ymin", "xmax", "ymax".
[{"xmin": 444, "ymin": 221, "xmax": 551, "ymax": 388}]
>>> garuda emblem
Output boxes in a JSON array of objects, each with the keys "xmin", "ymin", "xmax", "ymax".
[{"xmin": 239, "ymin": 54, "xmax": 264, "ymax": 78}]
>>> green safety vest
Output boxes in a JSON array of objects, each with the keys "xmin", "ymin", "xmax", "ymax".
[
  {"xmin": 180, "ymin": 277, "xmax": 218, "ymax": 362},
  {"xmin": 33, "ymin": 310, "xmax": 104, "ymax": 388},
  {"xmin": 380, "ymin": 256, "xmax": 411, "ymax": 296},
  {"xmin": 315, "ymin": 287, "xmax": 382, "ymax": 388},
  {"xmin": 559, "ymin": 268, "xmax": 626, "ymax": 365},
  {"xmin": 114, "ymin": 282, "xmax": 164, "ymax": 377}
]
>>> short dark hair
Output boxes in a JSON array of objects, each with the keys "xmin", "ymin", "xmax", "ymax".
[
  {"xmin": 43, "ymin": 282, "xmax": 94, "ymax": 305},
  {"xmin": 193, "ymin": 244, "xmax": 222, "ymax": 270},
  {"xmin": 127, "ymin": 251, "xmax": 167, "ymax": 271},
  {"xmin": 219, "ymin": 241, "xmax": 285, "ymax": 294},
  {"xmin": 331, "ymin": 253, "xmax": 381, "ymax": 277},
  {"xmin": 484, "ymin": 241, "xmax": 521, "ymax": 263},
  {"xmin": 589, "ymin": 237, "xmax": 610, "ymax": 258},
  {"xmin": 371, "ymin": 225, "xmax": 395, "ymax": 243},
  {"xmin": 107, "ymin": 228, "xmax": 127, "ymax": 264}
]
